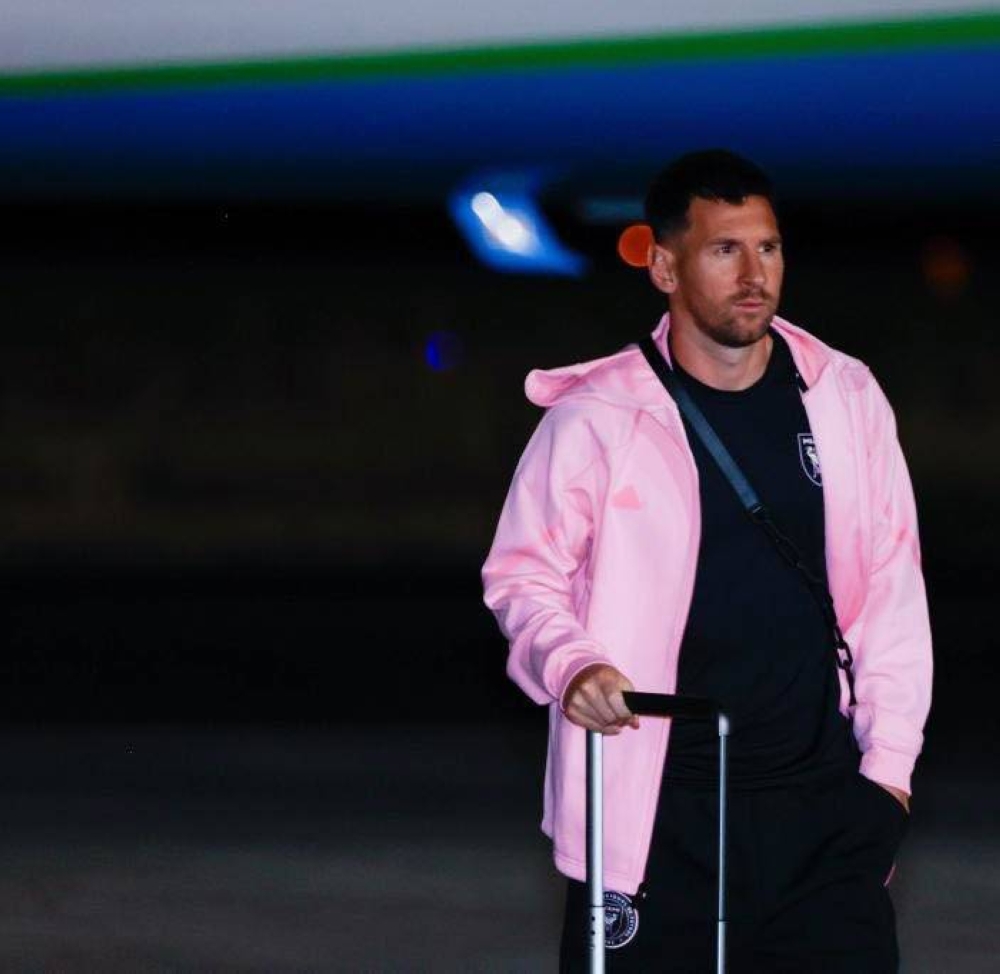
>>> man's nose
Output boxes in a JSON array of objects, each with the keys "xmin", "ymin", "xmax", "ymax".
[{"xmin": 740, "ymin": 251, "xmax": 766, "ymax": 286}]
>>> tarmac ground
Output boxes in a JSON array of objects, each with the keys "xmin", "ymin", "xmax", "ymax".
[{"xmin": 0, "ymin": 723, "xmax": 995, "ymax": 973}]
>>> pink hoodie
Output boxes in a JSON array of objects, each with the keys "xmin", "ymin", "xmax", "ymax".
[{"xmin": 481, "ymin": 312, "xmax": 933, "ymax": 894}]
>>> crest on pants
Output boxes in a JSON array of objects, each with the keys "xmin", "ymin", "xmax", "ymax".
[{"xmin": 604, "ymin": 890, "xmax": 639, "ymax": 949}]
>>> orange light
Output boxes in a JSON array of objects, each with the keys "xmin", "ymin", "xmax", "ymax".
[
  {"xmin": 921, "ymin": 236, "xmax": 971, "ymax": 299},
  {"xmin": 617, "ymin": 224, "xmax": 654, "ymax": 268}
]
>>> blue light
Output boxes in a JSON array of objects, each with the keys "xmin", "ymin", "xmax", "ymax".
[
  {"xmin": 449, "ymin": 172, "xmax": 587, "ymax": 277},
  {"xmin": 423, "ymin": 330, "xmax": 464, "ymax": 372}
]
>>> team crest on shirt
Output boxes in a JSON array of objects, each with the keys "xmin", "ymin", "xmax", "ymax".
[
  {"xmin": 797, "ymin": 433, "xmax": 823, "ymax": 486},
  {"xmin": 604, "ymin": 890, "xmax": 639, "ymax": 949}
]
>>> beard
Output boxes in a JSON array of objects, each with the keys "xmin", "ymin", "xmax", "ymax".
[{"xmin": 691, "ymin": 292, "xmax": 776, "ymax": 348}]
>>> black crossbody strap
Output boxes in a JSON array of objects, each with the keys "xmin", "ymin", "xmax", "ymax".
[
  {"xmin": 638, "ymin": 335, "xmax": 858, "ymax": 708},
  {"xmin": 639, "ymin": 336, "xmax": 763, "ymax": 516}
]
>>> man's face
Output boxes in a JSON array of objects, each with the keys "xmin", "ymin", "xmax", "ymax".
[{"xmin": 654, "ymin": 195, "xmax": 784, "ymax": 348}]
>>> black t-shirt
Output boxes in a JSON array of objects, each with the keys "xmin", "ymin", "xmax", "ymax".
[{"xmin": 663, "ymin": 330, "xmax": 856, "ymax": 789}]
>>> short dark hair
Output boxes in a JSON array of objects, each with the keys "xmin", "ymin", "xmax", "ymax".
[{"xmin": 644, "ymin": 149, "xmax": 775, "ymax": 241}]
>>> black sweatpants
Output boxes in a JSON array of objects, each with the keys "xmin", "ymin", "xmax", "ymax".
[{"xmin": 559, "ymin": 768, "xmax": 909, "ymax": 973}]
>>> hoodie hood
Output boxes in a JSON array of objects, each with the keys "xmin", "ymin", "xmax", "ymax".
[{"xmin": 524, "ymin": 312, "xmax": 838, "ymax": 409}]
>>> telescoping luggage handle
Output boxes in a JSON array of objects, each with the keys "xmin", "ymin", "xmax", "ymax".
[{"xmin": 586, "ymin": 692, "xmax": 730, "ymax": 974}]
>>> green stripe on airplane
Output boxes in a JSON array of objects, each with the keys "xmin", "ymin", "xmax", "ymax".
[{"xmin": 1, "ymin": 10, "xmax": 998, "ymax": 96}]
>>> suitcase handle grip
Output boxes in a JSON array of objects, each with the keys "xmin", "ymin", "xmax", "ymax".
[{"xmin": 621, "ymin": 691, "xmax": 719, "ymax": 720}]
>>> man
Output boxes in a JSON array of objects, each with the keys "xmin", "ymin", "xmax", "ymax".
[{"xmin": 481, "ymin": 149, "xmax": 932, "ymax": 971}]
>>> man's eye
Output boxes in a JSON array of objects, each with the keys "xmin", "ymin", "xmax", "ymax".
[{"xmin": 716, "ymin": 245, "xmax": 734, "ymax": 255}]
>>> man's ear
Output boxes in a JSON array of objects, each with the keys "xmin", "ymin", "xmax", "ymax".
[{"xmin": 648, "ymin": 243, "xmax": 678, "ymax": 295}]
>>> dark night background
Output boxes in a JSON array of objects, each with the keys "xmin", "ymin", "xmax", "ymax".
[
  {"xmin": 0, "ymin": 199, "xmax": 994, "ymax": 724},
  {"xmin": 0, "ymin": 194, "xmax": 997, "ymax": 970}
]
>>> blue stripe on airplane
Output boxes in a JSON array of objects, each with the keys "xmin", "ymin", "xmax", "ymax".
[{"xmin": 1, "ymin": 46, "xmax": 996, "ymax": 200}]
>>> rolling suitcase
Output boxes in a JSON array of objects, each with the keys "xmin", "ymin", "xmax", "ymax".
[{"xmin": 586, "ymin": 692, "xmax": 730, "ymax": 974}]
